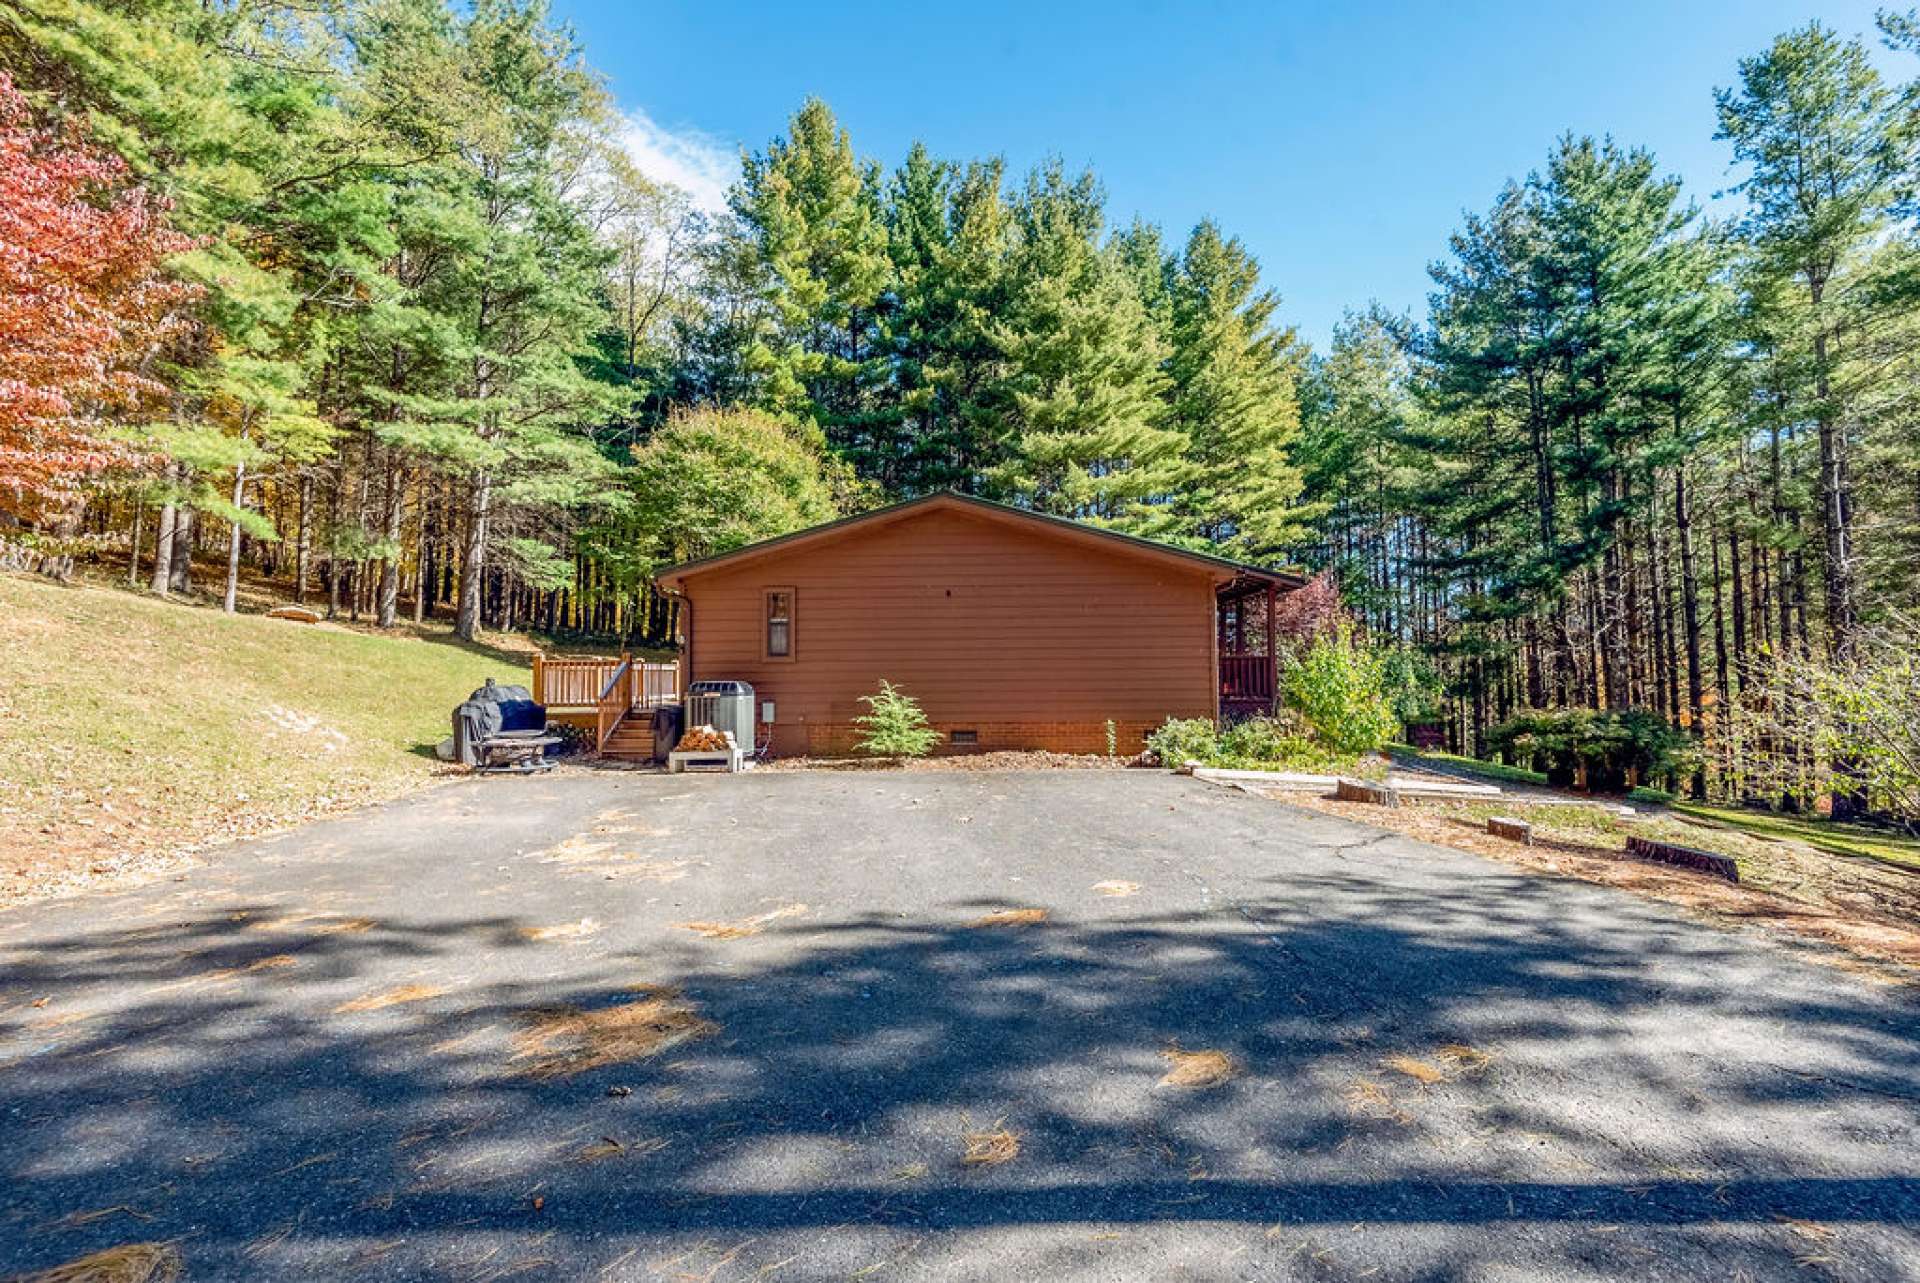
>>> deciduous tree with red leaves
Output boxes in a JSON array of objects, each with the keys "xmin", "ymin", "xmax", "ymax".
[{"xmin": 0, "ymin": 72, "xmax": 195, "ymax": 511}]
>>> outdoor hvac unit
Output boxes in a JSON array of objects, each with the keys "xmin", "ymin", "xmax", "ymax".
[{"xmin": 684, "ymin": 679, "xmax": 755, "ymax": 750}]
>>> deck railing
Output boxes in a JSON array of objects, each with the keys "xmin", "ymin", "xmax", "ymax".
[
  {"xmin": 595, "ymin": 657, "xmax": 633, "ymax": 752},
  {"xmin": 534, "ymin": 652, "xmax": 678, "ymax": 710},
  {"xmin": 1220, "ymin": 652, "xmax": 1275, "ymax": 704}
]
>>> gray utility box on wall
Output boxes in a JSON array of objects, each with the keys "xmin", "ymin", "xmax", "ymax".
[{"xmin": 684, "ymin": 680, "xmax": 755, "ymax": 750}]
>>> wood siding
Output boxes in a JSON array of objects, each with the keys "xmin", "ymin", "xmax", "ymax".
[{"xmin": 676, "ymin": 506, "xmax": 1218, "ymax": 756}]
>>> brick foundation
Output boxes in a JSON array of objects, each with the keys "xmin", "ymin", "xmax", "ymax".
[{"xmin": 792, "ymin": 719, "xmax": 1163, "ymax": 758}]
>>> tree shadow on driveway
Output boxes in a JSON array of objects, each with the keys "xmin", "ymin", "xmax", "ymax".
[{"xmin": 2, "ymin": 866, "xmax": 1917, "ymax": 1281}]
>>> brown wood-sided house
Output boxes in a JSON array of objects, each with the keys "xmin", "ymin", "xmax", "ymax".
[{"xmin": 653, "ymin": 493, "xmax": 1304, "ymax": 758}]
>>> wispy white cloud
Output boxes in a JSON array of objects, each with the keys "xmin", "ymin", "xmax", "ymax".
[{"xmin": 616, "ymin": 107, "xmax": 739, "ymax": 216}]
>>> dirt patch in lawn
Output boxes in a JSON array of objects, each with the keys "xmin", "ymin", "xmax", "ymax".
[
  {"xmin": 1282, "ymin": 792, "xmax": 1920, "ymax": 978},
  {"xmin": 0, "ymin": 573, "xmax": 520, "ymax": 913}
]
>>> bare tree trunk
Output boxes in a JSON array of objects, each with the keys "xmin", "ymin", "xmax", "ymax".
[
  {"xmin": 377, "ymin": 454, "xmax": 404, "ymax": 629},
  {"xmin": 168, "ymin": 508, "xmax": 194, "ymax": 595},
  {"xmin": 294, "ymin": 474, "xmax": 313, "ymax": 604},
  {"xmin": 1676, "ymin": 465, "xmax": 1706, "ymax": 797},
  {"xmin": 127, "ymin": 502, "xmax": 144, "ymax": 586},
  {"xmin": 1728, "ymin": 525, "xmax": 1746, "ymax": 688},
  {"xmin": 223, "ymin": 456, "xmax": 247, "ymax": 614},
  {"xmin": 1811, "ymin": 326, "xmax": 1857, "ymax": 652},
  {"xmin": 455, "ymin": 469, "xmax": 492, "ymax": 641},
  {"xmin": 326, "ymin": 467, "xmax": 342, "ymax": 620},
  {"xmin": 413, "ymin": 482, "xmax": 429, "ymax": 624},
  {"xmin": 149, "ymin": 495, "xmax": 176, "ymax": 596}
]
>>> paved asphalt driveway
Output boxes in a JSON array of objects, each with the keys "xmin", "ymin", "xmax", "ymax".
[{"xmin": 1, "ymin": 770, "xmax": 1917, "ymax": 1281}]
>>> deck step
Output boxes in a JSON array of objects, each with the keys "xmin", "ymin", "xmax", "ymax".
[{"xmin": 600, "ymin": 722, "xmax": 656, "ymax": 761}]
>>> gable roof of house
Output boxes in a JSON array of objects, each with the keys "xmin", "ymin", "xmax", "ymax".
[{"xmin": 653, "ymin": 491, "xmax": 1306, "ymax": 591}]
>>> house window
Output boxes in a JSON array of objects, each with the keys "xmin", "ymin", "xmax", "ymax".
[{"xmin": 765, "ymin": 588, "xmax": 794, "ymax": 660}]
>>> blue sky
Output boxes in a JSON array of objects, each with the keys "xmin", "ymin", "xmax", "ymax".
[{"xmin": 554, "ymin": 1, "xmax": 1899, "ymax": 350}]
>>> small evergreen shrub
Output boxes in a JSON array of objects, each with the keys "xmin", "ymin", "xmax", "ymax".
[
  {"xmin": 852, "ymin": 680, "xmax": 942, "ymax": 758},
  {"xmin": 1487, "ymin": 707, "xmax": 1693, "ymax": 793}
]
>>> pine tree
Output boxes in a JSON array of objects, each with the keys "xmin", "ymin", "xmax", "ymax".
[
  {"xmin": 989, "ymin": 162, "xmax": 1182, "ymax": 523},
  {"xmin": 883, "ymin": 149, "xmax": 1011, "ymax": 496},
  {"xmin": 446, "ymin": 0, "xmax": 628, "ymax": 639},
  {"xmin": 729, "ymin": 98, "xmax": 894, "ymax": 477},
  {"xmin": 1716, "ymin": 23, "xmax": 1897, "ymax": 656},
  {"xmin": 1158, "ymin": 220, "xmax": 1309, "ymax": 558}
]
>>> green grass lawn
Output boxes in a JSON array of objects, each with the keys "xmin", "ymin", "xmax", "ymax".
[
  {"xmin": 1389, "ymin": 741, "xmax": 1918, "ymax": 872},
  {"xmin": 1671, "ymin": 801, "xmax": 1920, "ymax": 873},
  {"xmin": 1, "ymin": 573, "xmax": 531, "ymax": 904}
]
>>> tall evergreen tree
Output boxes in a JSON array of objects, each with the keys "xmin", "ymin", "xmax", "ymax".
[
  {"xmin": 989, "ymin": 162, "xmax": 1182, "ymax": 523},
  {"xmin": 1158, "ymin": 219, "xmax": 1309, "ymax": 557},
  {"xmin": 1716, "ymin": 23, "xmax": 1897, "ymax": 656},
  {"xmin": 729, "ymin": 98, "xmax": 893, "ymax": 476},
  {"xmin": 446, "ymin": 0, "xmax": 626, "ymax": 639}
]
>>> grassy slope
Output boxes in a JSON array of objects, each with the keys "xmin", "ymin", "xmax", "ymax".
[{"xmin": 1, "ymin": 574, "xmax": 528, "ymax": 905}]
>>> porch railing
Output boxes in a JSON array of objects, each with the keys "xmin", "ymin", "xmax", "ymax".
[
  {"xmin": 1220, "ymin": 652, "xmax": 1274, "ymax": 705},
  {"xmin": 595, "ymin": 657, "xmax": 633, "ymax": 752},
  {"xmin": 534, "ymin": 652, "xmax": 678, "ymax": 710}
]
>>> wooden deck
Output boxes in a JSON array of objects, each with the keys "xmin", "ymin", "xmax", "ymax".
[{"xmin": 532, "ymin": 654, "xmax": 678, "ymax": 760}]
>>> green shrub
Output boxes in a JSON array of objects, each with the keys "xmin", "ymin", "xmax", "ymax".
[
  {"xmin": 1381, "ymin": 647, "xmax": 1443, "ymax": 725},
  {"xmin": 1218, "ymin": 732, "xmax": 1345, "ymax": 772},
  {"xmin": 1217, "ymin": 715, "xmax": 1299, "ymax": 763},
  {"xmin": 1281, "ymin": 625, "xmax": 1398, "ymax": 755},
  {"xmin": 1487, "ymin": 707, "xmax": 1693, "ymax": 793},
  {"xmin": 1145, "ymin": 717, "xmax": 1218, "ymax": 767},
  {"xmin": 852, "ymin": 680, "xmax": 941, "ymax": 758}
]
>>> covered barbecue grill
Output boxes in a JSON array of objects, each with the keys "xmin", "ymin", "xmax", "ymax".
[{"xmin": 453, "ymin": 678, "xmax": 560, "ymax": 773}]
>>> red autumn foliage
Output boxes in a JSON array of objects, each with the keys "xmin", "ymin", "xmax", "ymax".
[
  {"xmin": 0, "ymin": 72, "xmax": 197, "ymax": 508},
  {"xmin": 1273, "ymin": 568, "xmax": 1343, "ymax": 642}
]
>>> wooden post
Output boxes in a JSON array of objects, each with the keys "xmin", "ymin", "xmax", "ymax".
[
  {"xmin": 531, "ymin": 652, "xmax": 545, "ymax": 706},
  {"xmin": 1265, "ymin": 583, "xmax": 1278, "ymax": 713}
]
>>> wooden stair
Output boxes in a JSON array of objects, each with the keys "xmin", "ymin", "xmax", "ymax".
[{"xmin": 600, "ymin": 715, "xmax": 656, "ymax": 762}]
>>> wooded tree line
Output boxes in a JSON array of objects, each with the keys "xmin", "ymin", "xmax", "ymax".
[
  {"xmin": 3, "ymin": 3, "xmax": 1916, "ymax": 815},
  {"xmin": 1296, "ymin": 19, "xmax": 1920, "ymax": 817},
  {"xmin": 0, "ymin": 0, "xmax": 1306, "ymax": 649}
]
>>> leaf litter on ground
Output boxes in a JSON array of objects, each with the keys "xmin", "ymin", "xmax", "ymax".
[
  {"xmin": 1159, "ymin": 1046, "xmax": 1240, "ymax": 1088},
  {"xmin": 14, "ymin": 1242, "xmax": 183, "ymax": 1283},
  {"xmin": 512, "ymin": 987, "xmax": 718, "ymax": 1078},
  {"xmin": 674, "ymin": 903, "xmax": 807, "ymax": 939},
  {"xmin": 967, "ymin": 907, "xmax": 1048, "ymax": 928}
]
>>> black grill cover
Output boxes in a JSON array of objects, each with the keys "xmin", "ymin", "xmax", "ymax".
[{"xmin": 453, "ymin": 678, "xmax": 548, "ymax": 765}]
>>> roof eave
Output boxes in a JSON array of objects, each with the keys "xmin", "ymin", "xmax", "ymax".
[{"xmin": 652, "ymin": 492, "xmax": 1304, "ymax": 590}]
